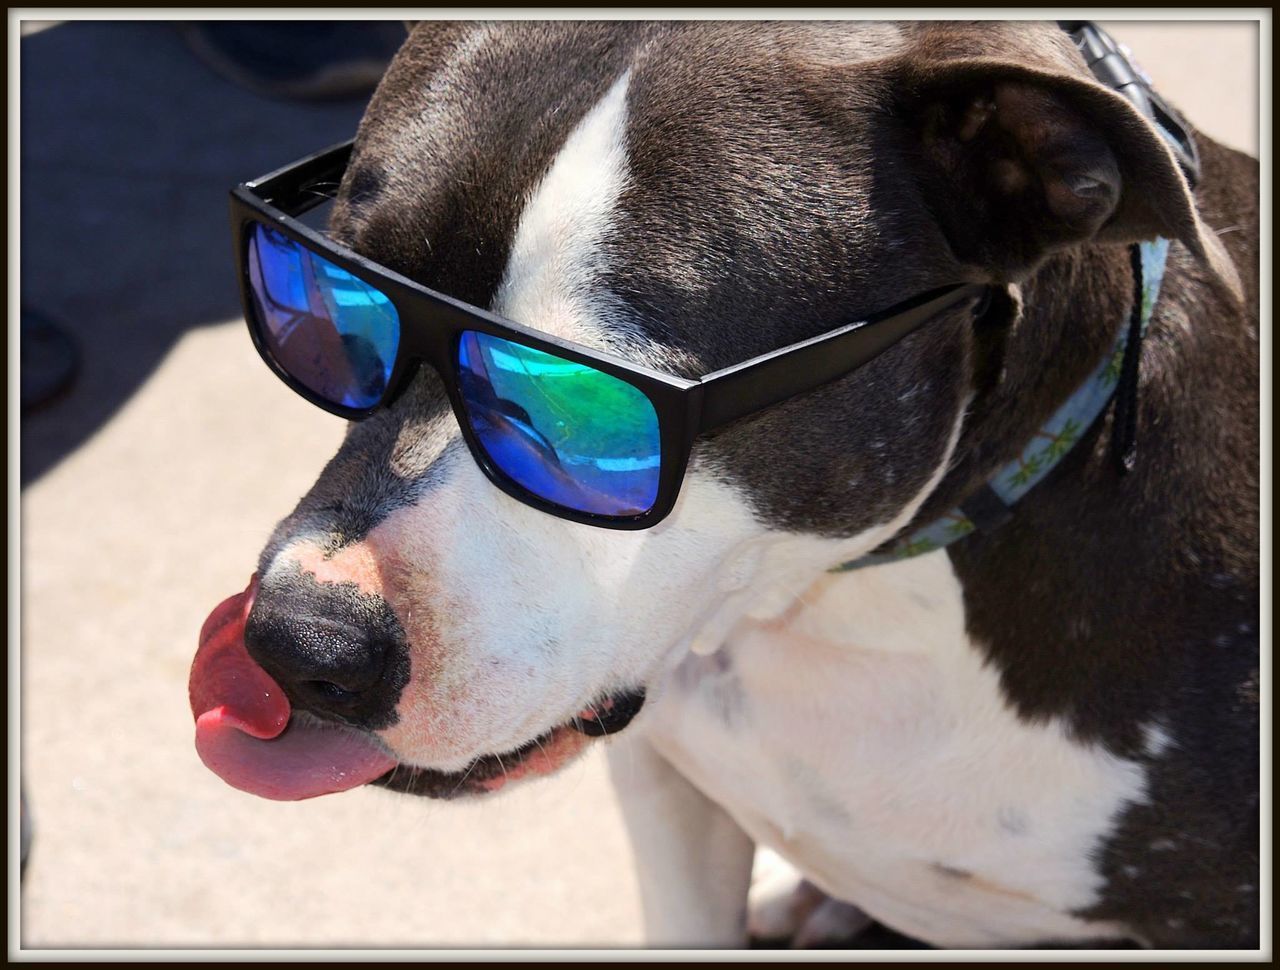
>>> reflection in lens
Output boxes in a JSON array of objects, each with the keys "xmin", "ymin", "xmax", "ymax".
[
  {"xmin": 457, "ymin": 331, "xmax": 661, "ymax": 517},
  {"xmin": 247, "ymin": 222, "xmax": 400, "ymax": 409}
]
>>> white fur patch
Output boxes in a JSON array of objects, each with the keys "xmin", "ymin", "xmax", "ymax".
[
  {"xmin": 644, "ymin": 550, "xmax": 1148, "ymax": 947},
  {"xmin": 492, "ymin": 69, "xmax": 637, "ymax": 349},
  {"xmin": 1141, "ymin": 721, "xmax": 1176, "ymax": 758}
]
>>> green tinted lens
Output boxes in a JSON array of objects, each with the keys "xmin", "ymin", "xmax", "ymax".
[{"xmin": 457, "ymin": 331, "xmax": 661, "ymax": 517}]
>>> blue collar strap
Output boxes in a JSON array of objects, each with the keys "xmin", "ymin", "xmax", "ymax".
[{"xmin": 833, "ymin": 236, "xmax": 1170, "ymax": 572}]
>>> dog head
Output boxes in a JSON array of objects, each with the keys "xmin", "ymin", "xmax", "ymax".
[{"xmin": 192, "ymin": 21, "xmax": 1234, "ymax": 799}]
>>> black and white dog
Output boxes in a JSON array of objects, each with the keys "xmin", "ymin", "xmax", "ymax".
[{"xmin": 191, "ymin": 21, "xmax": 1259, "ymax": 948}]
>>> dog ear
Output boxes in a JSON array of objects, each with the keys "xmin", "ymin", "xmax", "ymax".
[{"xmin": 898, "ymin": 58, "xmax": 1242, "ymax": 301}]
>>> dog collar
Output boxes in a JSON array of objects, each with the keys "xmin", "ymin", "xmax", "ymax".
[{"xmin": 832, "ymin": 236, "xmax": 1169, "ymax": 572}]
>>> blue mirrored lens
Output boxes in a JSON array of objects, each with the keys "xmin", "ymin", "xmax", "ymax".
[
  {"xmin": 247, "ymin": 222, "xmax": 400, "ymax": 409},
  {"xmin": 457, "ymin": 331, "xmax": 662, "ymax": 517}
]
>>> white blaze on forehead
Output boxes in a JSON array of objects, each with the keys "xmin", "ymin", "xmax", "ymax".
[
  {"xmin": 492, "ymin": 69, "xmax": 634, "ymax": 342},
  {"xmin": 393, "ymin": 74, "xmax": 636, "ymax": 481}
]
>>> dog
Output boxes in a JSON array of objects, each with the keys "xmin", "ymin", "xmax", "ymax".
[{"xmin": 189, "ymin": 21, "xmax": 1259, "ymax": 948}]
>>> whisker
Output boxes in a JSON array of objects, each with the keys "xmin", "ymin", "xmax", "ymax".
[
  {"xmin": 301, "ymin": 180, "xmax": 342, "ymax": 200},
  {"xmin": 446, "ymin": 757, "xmax": 480, "ymax": 799},
  {"xmin": 386, "ymin": 762, "xmax": 403, "ymax": 791},
  {"xmin": 530, "ymin": 733, "xmax": 550, "ymax": 762},
  {"xmin": 588, "ymin": 703, "xmax": 612, "ymax": 739}
]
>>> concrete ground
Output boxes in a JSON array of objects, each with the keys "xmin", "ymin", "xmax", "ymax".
[{"xmin": 15, "ymin": 18, "xmax": 1260, "ymax": 953}]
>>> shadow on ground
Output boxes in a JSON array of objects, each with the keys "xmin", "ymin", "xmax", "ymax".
[{"xmin": 19, "ymin": 21, "xmax": 372, "ymax": 485}]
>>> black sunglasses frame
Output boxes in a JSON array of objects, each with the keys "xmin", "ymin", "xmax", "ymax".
[{"xmin": 231, "ymin": 140, "xmax": 986, "ymax": 530}]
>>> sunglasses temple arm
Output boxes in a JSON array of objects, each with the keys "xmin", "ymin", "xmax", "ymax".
[
  {"xmin": 694, "ymin": 284, "xmax": 989, "ymax": 433},
  {"xmin": 244, "ymin": 140, "xmax": 355, "ymax": 216}
]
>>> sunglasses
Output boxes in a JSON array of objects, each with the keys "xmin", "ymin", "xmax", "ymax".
[{"xmin": 231, "ymin": 140, "xmax": 986, "ymax": 530}]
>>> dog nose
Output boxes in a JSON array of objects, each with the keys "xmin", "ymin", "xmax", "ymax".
[
  {"xmin": 244, "ymin": 563, "xmax": 409, "ymax": 726},
  {"xmin": 250, "ymin": 609, "xmax": 383, "ymax": 691},
  {"xmin": 242, "ymin": 573, "xmax": 408, "ymax": 728},
  {"xmin": 244, "ymin": 608, "xmax": 389, "ymax": 717}
]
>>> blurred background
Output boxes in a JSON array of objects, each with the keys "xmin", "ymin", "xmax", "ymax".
[{"xmin": 15, "ymin": 17, "xmax": 1261, "ymax": 950}]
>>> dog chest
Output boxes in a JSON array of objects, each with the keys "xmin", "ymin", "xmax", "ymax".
[{"xmin": 642, "ymin": 551, "xmax": 1150, "ymax": 947}]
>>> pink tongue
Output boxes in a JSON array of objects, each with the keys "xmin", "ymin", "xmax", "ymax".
[{"xmin": 189, "ymin": 576, "xmax": 397, "ymax": 801}]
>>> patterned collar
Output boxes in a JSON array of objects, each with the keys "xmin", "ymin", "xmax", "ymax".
[{"xmin": 832, "ymin": 236, "xmax": 1170, "ymax": 572}]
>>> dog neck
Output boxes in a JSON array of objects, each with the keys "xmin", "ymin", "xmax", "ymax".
[
  {"xmin": 684, "ymin": 241, "xmax": 1139, "ymax": 657},
  {"xmin": 894, "ymin": 241, "xmax": 1136, "ymax": 545}
]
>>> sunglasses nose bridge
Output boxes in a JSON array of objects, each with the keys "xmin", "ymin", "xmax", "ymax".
[
  {"xmin": 373, "ymin": 329, "xmax": 479, "ymax": 445},
  {"xmin": 391, "ymin": 302, "xmax": 463, "ymax": 374},
  {"xmin": 376, "ymin": 344, "xmax": 504, "ymax": 490},
  {"xmin": 377, "ymin": 345, "xmax": 458, "ymax": 415}
]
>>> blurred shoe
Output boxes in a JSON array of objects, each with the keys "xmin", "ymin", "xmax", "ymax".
[
  {"xmin": 178, "ymin": 21, "xmax": 407, "ymax": 101},
  {"xmin": 21, "ymin": 308, "xmax": 79, "ymax": 413}
]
